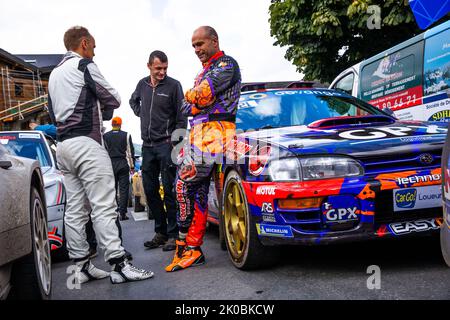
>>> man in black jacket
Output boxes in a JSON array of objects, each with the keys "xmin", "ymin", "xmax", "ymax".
[
  {"xmin": 104, "ymin": 116, "xmax": 135, "ymax": 221},
  {"xmin": 130, "ymin": 50, "xmax": 187, "ymax": 251}
]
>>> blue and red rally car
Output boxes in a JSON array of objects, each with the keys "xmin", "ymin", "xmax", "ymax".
[{"xmin": 207, "ymin": 88, "xmax": 447, "ymax": 269}]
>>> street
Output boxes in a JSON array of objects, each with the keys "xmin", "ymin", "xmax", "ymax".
[{"xmin": 51, "ymin": 209, "xmax": 450, "ymax": 300}]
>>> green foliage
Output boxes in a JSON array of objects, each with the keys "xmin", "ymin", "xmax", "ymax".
[{"xmin": 269, "ymin": 0, "xmax": 422, "ymax": 83}]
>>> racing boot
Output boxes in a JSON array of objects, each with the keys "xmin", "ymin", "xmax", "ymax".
[
  {"xmin": 74, "ymin": 259, "xmax": 110, "ymax": 284},
  {"xmin": 165, "ymin": 239, "xmax": 187, "ymax": 272},
  {"xmin": 166, "ymin": 245, "xmax": 205, "ymax": 272},
  {"xmin": 110, "ymin": 259, "xmax": 154, "ymax": 284}
]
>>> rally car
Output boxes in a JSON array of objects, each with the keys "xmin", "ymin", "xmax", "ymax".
[
  {"xmin": 207, "ymin": 88, "xmax": 447, "ymax": 269},
  {"xmin": 0, "ymin": 131, "xmax": 66, "ymax": 257}
]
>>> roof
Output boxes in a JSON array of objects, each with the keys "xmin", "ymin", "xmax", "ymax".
[
  {"xmin": 0, "ymin": 48, "xmax": 38, "ymax": 72},
  {"xmin": 15, "ymin": 54, "xmax": 64, "ymax": 69}
]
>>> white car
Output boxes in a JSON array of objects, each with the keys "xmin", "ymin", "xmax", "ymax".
[
  {"xmin": 0, "ymin": 143, "xmax": 52, "ymax": 299},
  {"xmin": 0, "ymin": 131, "xmax": 66, "ymax": 258}
]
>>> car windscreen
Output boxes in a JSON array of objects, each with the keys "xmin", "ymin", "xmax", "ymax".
[
  {"xmin": 0, "ymin": 132, "xmax": 51, "ymax": 168},
  {"xmin": 236, "ymin": 90, "xmax": 386, "ymax": 131}
]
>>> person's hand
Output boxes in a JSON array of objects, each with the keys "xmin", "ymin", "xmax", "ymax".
[{"xmin": 29, "ymin": 122, "xmax": 38, "ymax": 130}]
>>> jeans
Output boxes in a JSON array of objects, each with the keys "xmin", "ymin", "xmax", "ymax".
[{"xmin": 141, "ymin": 143, "xmax": 178, "ymax": 239}]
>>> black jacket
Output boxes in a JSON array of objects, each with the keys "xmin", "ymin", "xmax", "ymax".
[
  {"xmin": 103, "ymin": 129, "xmax": 135, "ymax": 169},
  {"xmin": 129, "ymin": 75, "xmax": 187, "ymax": 147}
]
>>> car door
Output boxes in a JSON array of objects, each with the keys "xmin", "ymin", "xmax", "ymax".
[{"xmin": 0, "ymin": 144, "xmax": 33, "ymax": 265}]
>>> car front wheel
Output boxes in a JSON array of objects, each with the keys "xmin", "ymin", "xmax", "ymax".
[
  {"xmin": 222, "ymin": 170, "xmax": 279, "ymax": 270},
  {"xmin": 10, "ymin": 186, "xmax": 52, "ymax": 299}
]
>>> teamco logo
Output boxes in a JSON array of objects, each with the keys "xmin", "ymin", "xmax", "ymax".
[{"xmin": 395, "ymin": 189, "xmax": 417, "ymax": 209}]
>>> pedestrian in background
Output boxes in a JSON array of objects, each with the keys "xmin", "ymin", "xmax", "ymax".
[
  {"xmin": 104, "ymin": 116, "xmax": 135, "ymax": 221},
  {"xmin": 130, "ymin": 50, "xmax": 187, "ymax": 252}
]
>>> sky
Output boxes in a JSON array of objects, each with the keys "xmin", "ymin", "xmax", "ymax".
[{"xmin": 0, "ymin": 0, "xmax": 301, "ymax": 143}]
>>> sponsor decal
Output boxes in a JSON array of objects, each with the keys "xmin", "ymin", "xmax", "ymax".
[
  {"xmin": 321, "ymin": 196, "xmax": 360, "ymax": 224},
  {"xmin": 225, "ymin": 138, "xmax": 253, "ymax": 160},
  {"xmin": 255, "ymin": 186, "xmax": 276, "ymax": 196},
  {"xmin": 176, "ymin": 180, "xmax": 188, "ymax": 221},
  {"xmin": 428, "ymin": 110, "xmax": 450, "ymax": 122},
  {"xmin": 262, "ymin": 214, "xmax": 276, "ymax": 223},
  {"xmin": 395, "ymin": 189, "xmax": 417, "ymax": 209},
  {"xmin": 261, "ymin": 202, "xmax": 274, "ymax": 213},
  {"xmin": 249, "ymin": 146, "xmax": 271, "ymax": 176},
  {"xmin": 389, "ymin": 218, "xmax": 442, "ymax": 235},
  {"xmin": 338, "ymin": 125, "xmax": 446, "ymax": 140},
  {"xmin": 0, "ymin": 135, "xmax": 16, "ymax": 144},
  {"xmin": 396, "ymin": 174, "xmax": 441, "ymax": 185},
  {"xmin": 393, "ymin": 185, "xmax": 441, "ymax": 212},
  {"xmin": 418, "ymin": 153, "xmax": 434, "ymax": 165},
  {"xmin": 444, "ymin": 168, "xmax": 450, "ymax": 201},
  {"xmin": 257, "ymin": 224, "xmax": 294, "ymax": 238},
  {"xmin": 323, "ymin": 203, "xmax": 359, "ymax": 223},
  {"xmin": 19, "ymin": 133, "xmax": 41, "ymax": 139}
]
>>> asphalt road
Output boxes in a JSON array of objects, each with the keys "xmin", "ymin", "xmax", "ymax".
[{"xmin": 51, "ymin": 209, "xmax": 450, "ymax": 300}]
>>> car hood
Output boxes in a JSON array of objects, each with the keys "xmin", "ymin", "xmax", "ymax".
[{"xmin": 241, "ymin": 120, "xmax": 448, "ymax": 158}]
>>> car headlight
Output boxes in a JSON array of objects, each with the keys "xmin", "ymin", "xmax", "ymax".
[
  {"xmin": 300, "ymin": 157, "xmax": 363, "ymax": 180},
  {"xmin": 268, "ymin": 158, "xmax": 301, "ymax": 181}
]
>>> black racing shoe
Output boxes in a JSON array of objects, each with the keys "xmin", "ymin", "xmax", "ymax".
[
  {"xmin": 144, "ymin": 233, "xmax": 168, "ymax": 249},
  {"xmin": 110, "ymin": 260, "xmax": 154, "ymax": 284}
]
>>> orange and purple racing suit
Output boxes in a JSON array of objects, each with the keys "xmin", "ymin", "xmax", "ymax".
[{"xmin": 176, "ymin": 51, "xmax": 241, "ymax": 246}]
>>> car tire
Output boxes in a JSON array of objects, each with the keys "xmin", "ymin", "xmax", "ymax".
[
  {"xmin": 222, "ymin": 170, "xmax": 279, "ymax": 270},
  {"xmin": 441, "ymin": 222, "xmax": 450, "ymax": 267},
  {"xmin": 134, "ymin": 195, "xmax": 145, "ymax": 212},
  {"xmin": 10, "ymin": 186, "xmax": 52, "ymax": 299}
]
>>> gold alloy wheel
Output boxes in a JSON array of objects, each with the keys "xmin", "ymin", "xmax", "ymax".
[{"xmin": 224, "ymin": 179, "xmax": 248, "ymax": 259}]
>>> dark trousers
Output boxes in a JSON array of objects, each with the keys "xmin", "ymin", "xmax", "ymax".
[
  {"xmin": 142, "ymin": 143, "xmax": 178, "ymax": 239},
  {"xmin": 111, "ymin": 158, "xmax": 130, "ymax": 216}
]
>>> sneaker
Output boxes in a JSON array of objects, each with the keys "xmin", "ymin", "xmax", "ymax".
[
  {"xmin": 144, "ymin": 233, "xmax": 168, "ymax": 249},
  {"xmin": 110, "ymin": 259, "xmax": 154, "ymax": 284},
  {"xmin": 166, "ymin": 245, "xmax": 204, "ymax": 272},
  {"xmin": 162, "ymin": 238, "xmax": 177, "ymax": 251},
  {"xmin": 165, "ymin": 240, "xmax": 186, "ymax": 272},
  {"xmin": 74, "ymin": 259, "xmax": 110, "ymax": 284}
]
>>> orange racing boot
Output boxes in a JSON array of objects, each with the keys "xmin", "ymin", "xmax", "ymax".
[{"xmin": 165, "ymin": 239, "xmax": 187, "ymax": 272}]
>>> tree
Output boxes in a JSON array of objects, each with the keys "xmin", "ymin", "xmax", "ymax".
[{"xmin": 269, "ymin": 0, "xmax": 424, "ymax": 83}]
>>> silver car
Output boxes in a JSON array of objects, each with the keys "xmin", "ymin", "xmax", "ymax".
[
  {"xmin": 0, "ymin": 143, "xmax": 52, "ymax": 299},
  {"xmin": 0, "ymin": 131, "xmax": 66, "ymax": 258}
]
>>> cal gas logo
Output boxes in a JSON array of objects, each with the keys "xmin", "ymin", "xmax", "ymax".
[{"xmin": 395, "ymin": 188, "xmax": 417, "ymax": 209}]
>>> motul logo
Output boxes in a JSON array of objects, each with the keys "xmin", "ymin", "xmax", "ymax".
[{"xmin": 256, "ymin": 186, "xmax": 276, "ymax": 196}]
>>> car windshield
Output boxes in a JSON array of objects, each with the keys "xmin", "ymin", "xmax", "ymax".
[
  {"xmin": 0, "ymin": 132, "xmax": 52, "ymax": 168},
  {"xmin": 236, "ymin": 90, "xmax": 386, "ymax": 131}
]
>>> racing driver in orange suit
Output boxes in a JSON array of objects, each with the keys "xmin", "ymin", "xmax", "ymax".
[{"xmin": 166, "ymin": 26, "xmax": 241, "ymax": 272}]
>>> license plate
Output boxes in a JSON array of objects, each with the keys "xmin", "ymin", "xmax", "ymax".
[{"xmin": 393, "ymin": 185, "xmax": 442, "ymax": 212}]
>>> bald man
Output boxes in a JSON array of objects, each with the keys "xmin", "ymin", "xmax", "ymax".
[{"xmin": 166, "ymin": 26, "xmax": 241, "ymax": 272}]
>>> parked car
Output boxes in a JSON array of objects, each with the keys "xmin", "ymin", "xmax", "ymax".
[
  {"xmin": 441, "ymin": 123, "xmax": 450, "ymax": 267},
  {"xmin": 207, "ymin": 88, "xmax": 447, "ymax": 270},
  {"xmin": 0, "ymin": 143, "xmax": 52, "ymax": 299},
  {"xmin": 0, "ymin": 131, "xmax": 66, "ymax": 258}
]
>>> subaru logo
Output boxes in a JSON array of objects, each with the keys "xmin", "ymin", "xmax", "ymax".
[{"xmin": 418, "ymin": 153, "xmax": 434, "ymax": 165}]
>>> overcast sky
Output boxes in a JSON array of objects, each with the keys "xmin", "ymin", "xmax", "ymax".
[{"xmin": 0, "ymin": 0, "xmax": 301, "ymax": 143}]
